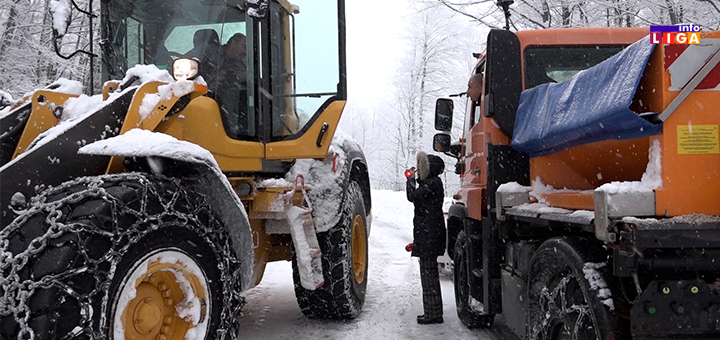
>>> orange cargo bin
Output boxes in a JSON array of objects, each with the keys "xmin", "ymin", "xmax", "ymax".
[{"xmin": 527, "ymin": 30, "xmax": 720, "ymax": 217}]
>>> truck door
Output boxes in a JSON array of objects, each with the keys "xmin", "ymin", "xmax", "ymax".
[{"xmin": 462, "ymin": 62, "xmax": 489, "ymax": 221}]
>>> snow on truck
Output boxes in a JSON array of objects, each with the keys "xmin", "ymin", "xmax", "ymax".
[
  {"xmin": 434, "ymin": 26, "xmax": 720, "ymax": 339},
  {"xmin": 0, "ymin": 0, "xmax": 371, "ymax": 339}
]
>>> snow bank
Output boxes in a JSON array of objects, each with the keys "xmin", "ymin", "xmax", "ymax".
[{"xmin": 370, "ymin": 190, "xmax": 414, "ymax": 229}]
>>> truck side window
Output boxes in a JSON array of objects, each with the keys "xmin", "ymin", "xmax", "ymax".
[{"xmin": 471, "ymin": 64, "xmax": 485, "ymax": 127}]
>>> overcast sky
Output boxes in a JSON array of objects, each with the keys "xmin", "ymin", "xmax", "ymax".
[{"xmin": 345, "ymin": 0, "xmax": 412, "ymax": 106}]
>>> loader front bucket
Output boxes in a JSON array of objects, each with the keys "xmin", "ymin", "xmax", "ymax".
[
  {"xmin": 0, "ymin": 89, "xmax": 136, "ymax": 227},
  {"xmin": 0, "ymin": 103, "xmax": 31, "ymax": 166}
]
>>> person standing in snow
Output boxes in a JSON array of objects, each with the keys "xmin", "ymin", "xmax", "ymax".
[{"xmin": 406, "ymin": 151, "xmax": 447, "ymax": 325}]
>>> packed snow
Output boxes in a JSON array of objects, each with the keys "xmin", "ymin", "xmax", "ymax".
[
  {"xmin": 597, "ymin": 138, "xmax": 662, "ymax": 194},
  {"xmin": 582, "ymin": 262, "xmax": 615, "ymax": 311},
  {"xmin": 495, "ymin": 139, "xmax": 663, "ymax": 217},
  {"xmin": 235, "ymin": 189, "xmax": 518, "ymax": 340}
]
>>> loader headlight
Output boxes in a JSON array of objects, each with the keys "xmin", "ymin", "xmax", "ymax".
[
  {"xmin": 172, "ymin": 58, "xmax": 200, "ymax": 81},
  {"xmin": 235, "ymin": 181, "xmax": 254, "ymax": 197}
]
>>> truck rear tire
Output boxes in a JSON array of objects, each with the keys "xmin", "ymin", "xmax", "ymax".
[
  {"xmin": 527, "ymin": 237, "xmax": 622, "ymax": 340},
  {"xmin": 453, "ymin": 230, "xmax": 495, "ymax": 329},
  {"xmin": 292, "ymin": 181, "xmax": 368, "ymax": 319},
  {"xmin": 0, "ymin": 173, "xmax": 244, "ymax": 340}
]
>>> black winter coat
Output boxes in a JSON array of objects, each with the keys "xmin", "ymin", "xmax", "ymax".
[{"xmin": 406, "ymin": 153, "xmax": 446, "ymax": 259}]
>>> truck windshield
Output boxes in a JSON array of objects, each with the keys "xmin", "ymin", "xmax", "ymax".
[{"xmin": 524, "ymin": 45, "xmax": 626, "ymax": 89}]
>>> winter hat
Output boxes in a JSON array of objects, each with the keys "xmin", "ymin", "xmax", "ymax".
[
  {"xmin": 427, "ymin": 154, "xmax": 444, "ymax": 178},
  {"xmin": 416, "ymin": 151, "xmax": 430, "ymax": 180}
]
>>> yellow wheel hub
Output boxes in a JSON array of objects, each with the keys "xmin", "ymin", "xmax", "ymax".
[
  {"xmin": 120, "ymin": 258, "xmax": 207, "ymax": 340},
  {"xmin": 351, "ymin": 214, "xmax": 368, "ymax": 285}
]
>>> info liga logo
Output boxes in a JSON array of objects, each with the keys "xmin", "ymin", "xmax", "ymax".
[{"xmin": 651, "ymin": 24, "xmax": 701, "ymax": 44}]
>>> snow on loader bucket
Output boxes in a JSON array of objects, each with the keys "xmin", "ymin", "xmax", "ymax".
[
  {"xmin": 0, "ymin": 89, "xmax": 135, "ymax": 226},
  {"xmin": 1, "ymin": 102, "xmax": 32, "ymax": 166}
]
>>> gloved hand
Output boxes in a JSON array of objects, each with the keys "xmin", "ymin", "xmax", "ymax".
[
  {"xmin": 404, "ymin": 167, "xmax": 416, "ymax": 179},
  {"xmin": 405, "ymin": 243, "xmax": 414, "ymax": 252}
]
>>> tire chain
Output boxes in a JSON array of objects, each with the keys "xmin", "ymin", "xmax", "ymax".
[
  {"xmin": 0, "ymin": 173, "xmax": 245, "ymax": 339},
  {"xmin": 531, "ymin": 275, "xmax": 592, "ymax": 340}
]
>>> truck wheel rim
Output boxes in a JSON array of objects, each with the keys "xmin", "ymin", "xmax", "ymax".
[
  {"xmin": 535, "ymin": 274, "xmax": 593, "ymax": 339},
  {"xmin": 351, "ymin": 215, "xmax": 367, "ymax": 285},
  {"xmin": 113, "ymin": 249, "xmax": 210, "ymax": 340}
]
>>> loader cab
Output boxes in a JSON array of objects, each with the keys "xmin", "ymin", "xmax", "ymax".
[{"xmin": 99, "ymin": 0, "xmax": 346, "ymax": 147}]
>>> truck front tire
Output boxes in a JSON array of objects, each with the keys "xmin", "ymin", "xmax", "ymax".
[
  {"xmin": 293, "ymin": 181, "xmax": 368, "ymax": 319},
  {"xmin": 527, "ymin": 237, "xmax": 623, "ymax": 340}
]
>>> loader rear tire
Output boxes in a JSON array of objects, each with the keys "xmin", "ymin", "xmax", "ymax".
[
  {"xmin": 292, "ymin": 181, "xmax": 368, "ymax": 319},
  {"xmin": 527, "ymin": 237, "xmax": 623, "ymax": 340},
  {"xmin": 453, "ymin": 230, "xmax": 495, "ymax": 329},
  {"xmin": 0, "ymin": 173, "xmax": 244, "ymax": 340}
]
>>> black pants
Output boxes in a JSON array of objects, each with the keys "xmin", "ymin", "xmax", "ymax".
[{"xmin": 419, "ymin": 257, "xmax": 443, "ymax": 318}]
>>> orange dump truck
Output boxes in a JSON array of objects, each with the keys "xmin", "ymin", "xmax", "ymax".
[{"xmin": 434, "ymin": 28, "xmax": 720, "ymax": 339}]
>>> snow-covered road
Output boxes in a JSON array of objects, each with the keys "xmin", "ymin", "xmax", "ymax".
[{"xmin": 236, "ymin": 190, "xmax": 519, "ymax": 339}]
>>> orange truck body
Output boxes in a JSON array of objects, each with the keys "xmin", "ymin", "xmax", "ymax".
[{"xmin": 439, "ymin": 27, "xmax": 720, "ymax": 339}]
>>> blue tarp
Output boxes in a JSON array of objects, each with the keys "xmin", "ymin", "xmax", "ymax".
[{"xmin": 512, "ymin": 36, "xmax": 663, "ymax": 157}]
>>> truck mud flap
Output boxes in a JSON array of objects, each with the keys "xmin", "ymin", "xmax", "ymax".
[
  {"xmin": 0, "ymin": 102, "xmax": 31, "ymax": 166},
  {"xmin": 0, "ymin": 90, "xmax": 135, "ymax": 227}
]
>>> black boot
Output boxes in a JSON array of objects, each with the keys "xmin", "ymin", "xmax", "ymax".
[{"xmin": 417, "ymin": 315, "xmax": 443, "ymax": 324}]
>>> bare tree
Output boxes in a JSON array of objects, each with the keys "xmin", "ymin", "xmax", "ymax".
[
  {"xmin": 378, "ymin": 4, "xmax": 480, "ymax": 193},
  {"xmin": 0, "ymin": 0, "xmax": 97, "ymax": 97},
  {"xmin": 418, "ymin": 0, "xmax": 720, "ymax": 29}
]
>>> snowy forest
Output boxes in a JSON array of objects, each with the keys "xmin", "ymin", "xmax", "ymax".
[{"xmin": 1, "ymin": 0, "xmax": 720, "ymax": 193}]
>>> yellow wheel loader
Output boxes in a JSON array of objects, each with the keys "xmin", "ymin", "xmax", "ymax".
[{"xmin": 0, "ymin": 0, "xmax": 371, "ymax": 338}]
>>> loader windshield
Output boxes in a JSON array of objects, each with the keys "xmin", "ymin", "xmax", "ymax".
[{"xmin": 100, "ymin": 0, "xmax": 346, "ymax": 143}]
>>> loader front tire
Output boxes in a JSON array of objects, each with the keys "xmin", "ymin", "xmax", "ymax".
[
  {"xmin": 0, "ymin": 174, "xmax": 244, "ymax": 340},
  {"xmin": 292, "ymin": 181, "xmax": 368, "ymax": 319}
]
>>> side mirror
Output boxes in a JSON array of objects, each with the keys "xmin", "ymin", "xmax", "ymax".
[
  {"xmin": 485, "ymin": 29, "xmax": 521, "ymax": 137},
  {"xmin": 433, "ymin": 133, "xmax": 451, "ymax": 153},
  {"xmin": 434, "ymin": 98, "xmax": 453, "ymax": 132},
  {"xmin": 433, "ymin": 133, "xmax": 462, "ymax": 159}
]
